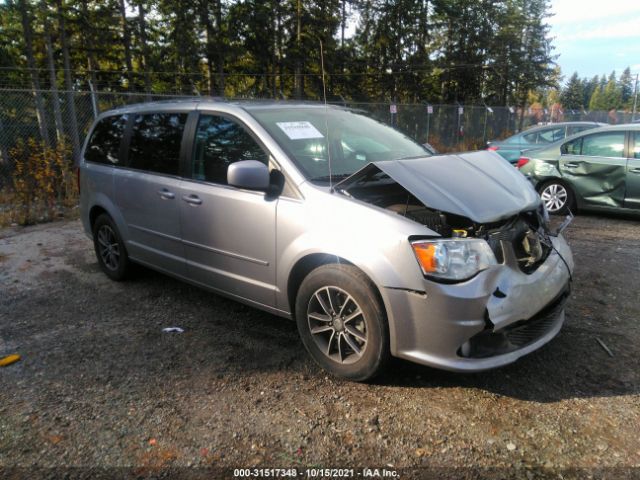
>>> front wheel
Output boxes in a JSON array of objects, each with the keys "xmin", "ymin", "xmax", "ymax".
[
  {"xmin": 539, "ymin": 180, "xmax": 575, "ymax": 215},
  {"xmin": 295, "ymin": 264, "xmax": 389, "ymax": 381}
]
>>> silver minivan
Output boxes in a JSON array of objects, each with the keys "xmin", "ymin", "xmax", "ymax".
[{"xmin": 80, "ymin": 99, "xmax": 574, "ymax": 381}]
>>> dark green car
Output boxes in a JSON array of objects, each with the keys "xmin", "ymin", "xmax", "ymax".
[
  {"xmin": 488, "ymin": 121, "xmax": 604, "ymax": 163},
  {"xmin": 518, "ymin": 124, "xmax": 640, "ymax": 214}
]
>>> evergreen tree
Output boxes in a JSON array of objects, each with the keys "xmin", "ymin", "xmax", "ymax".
[
  {"xmin": 603, "ymin": 75, "xmax": 622, "ymax": 110},
  {"xmin": 560, "ymin": 72, "xmax": 584, "ymax": 110},
  {"xmin": 0, "ymin": 0, "xmax": 560, "ymax": 104},
  {"xmin": 583, "ymin": 75, "xmax": 599, "ymax": 108},
  {"xmin": 619, "ymin": 67, "xmax": 634, "ymax": 107},
  {"xmin": 589, "ymin": 85, "xmax": 604, "ymax": 111}
]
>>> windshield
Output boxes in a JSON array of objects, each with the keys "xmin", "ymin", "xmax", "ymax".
[{"xmin": 247, "ymin": 106, "xmax": 430, "ymax": 183}]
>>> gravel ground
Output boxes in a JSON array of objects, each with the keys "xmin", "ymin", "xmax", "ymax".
[{"xmin": 0, "ymin": 215, "xmax": 639, "ymax": 479}]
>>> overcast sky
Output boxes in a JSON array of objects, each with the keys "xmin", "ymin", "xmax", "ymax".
[{"xmin": 549, "ymin": 0, "xmax": 640, "ymax": 81}]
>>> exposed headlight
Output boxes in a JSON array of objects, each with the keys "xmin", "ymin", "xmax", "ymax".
[{"xmin": 411, "ymin": 239, "xmax": 497, "ymax": 281}]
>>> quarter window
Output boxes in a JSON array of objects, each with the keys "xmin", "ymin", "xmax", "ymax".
[
  {"xmin": 85, "ymin": 115, "xmax": 128, "ymax": 165},
  {"xmin": 561, "ymin": 137, "xmax": 582, "ymax": 155},
  {"xmin": 128, "ymin": 113, "xmax": 187, "ymax": 175},
  {"xmin": 192, "ymin": 114, "xmax": 268, "ymax": 185}
]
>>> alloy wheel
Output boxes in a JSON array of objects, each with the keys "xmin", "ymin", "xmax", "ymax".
[
  {"xmin": 97, "ymin": 224, "xmax": 120, "ymax": 271},
  {"xmin": 540, "ymin": 183, "xmax": 568, "ymax": 213},
  {"xmin": 307, "ymin": 286, "xmax": 368, "ymax": 365}
]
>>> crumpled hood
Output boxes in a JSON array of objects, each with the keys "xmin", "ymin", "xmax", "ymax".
[{"xmin": 341, "ymin": 151, "xmax": 540, "ymax": 223}]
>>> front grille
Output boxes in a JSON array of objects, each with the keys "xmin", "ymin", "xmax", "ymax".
[
  {"xmin": 459, "ymin": 286, "xmax": 570, "ymax": 359},
  {"xmin": 505, "ymin": 313, "xmax": 558, "ymax": 347}
]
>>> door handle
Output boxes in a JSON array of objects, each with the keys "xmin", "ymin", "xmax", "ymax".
[
  {"xmin": 564, "ymin": 162, "xmax": 579, "ymax": 168},
  {"xmin": 157, "ymin": 189, "xmax": 175, "ymax": 200},
  {"xmin": 182, "ymin": 194, "xmax": 202, "ymax": 206},
  {"xmin": 630, "ymin": 167, "xmax": 640, "ymax": 174}
]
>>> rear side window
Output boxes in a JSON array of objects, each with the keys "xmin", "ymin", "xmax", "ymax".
[
  {"xmin": 523, "ymin": 127, "xmax": 564, "ymax": 144},
  {"xmin": 503, "ymin": 133, "xmax": 523, "ymax": 144},
  {"xmin": 85, "ymin": 114, "xmax": 128, "ymax": 165},
  {"xmin": 191, "ymin": 114, "xmax": 268, "ymax": 185},
  {"xmin": 633, "ymin": 132, "xmax": 640, "ymax": 159},
  {"xmin": 567, "ymin": 125, "xmax": 592, "ymax": 136},
  {"xmin": 538, "ymin": 127, "xmax": 565, "ymax": 143},
  {"xmin": 128, "ymin": 113, "xmax": 187, "ymax": 175}
]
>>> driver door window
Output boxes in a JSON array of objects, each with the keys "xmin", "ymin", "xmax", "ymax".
[{"xmin": 192, "ymin": 114, "xmax": 268, "ymax": 184}]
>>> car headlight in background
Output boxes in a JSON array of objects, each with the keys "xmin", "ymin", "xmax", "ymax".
[{"xmin": 411, "ymin": 239, "xmax": 497, "ymax": 281}]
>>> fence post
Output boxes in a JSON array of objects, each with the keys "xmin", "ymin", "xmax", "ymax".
[
  {"xmin": 0, "ymin": 115, "xmax": 8, "ymax": 168},
  {"xmin": 390, "ymin": 101, "xmax": 397, "ymax": 128},
  {"xmin": 89, "ymin": 81, "xmax": 99, "ymax": 120},
  {"xmin": 483, "ymin": 106, "xmax": 488, "ymax": 143},
  {"xmin": 633, "ymin": 73, "xmax": 639, "ymax": 122},
  {"xmin": 456, "ymin": 104, "xmax": 463, "ymax": 147},
  {"xmin": 426, "ymin": 104, "xmax": 432, "ymax": 143}
]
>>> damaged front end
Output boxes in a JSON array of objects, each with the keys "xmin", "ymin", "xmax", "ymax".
[
  {"xmin": 336, "ymin": 153, "xmax": 558, "ymax": 276},
  {"xmin": 336, "ymin": 152, "xmax": 574, "ymax": 370}
]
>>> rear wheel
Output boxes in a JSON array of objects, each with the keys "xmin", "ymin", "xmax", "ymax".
[
  {"xmin": 539, "ymin": 180, "xmax": 575, "ymax": 215},
  {"xmin": 295, "ymin": 264, "xmax": 389, "ymax": 381},
  {"xmin": 92, "ymin": 213, "xmax": 130, "ymax": 281}
]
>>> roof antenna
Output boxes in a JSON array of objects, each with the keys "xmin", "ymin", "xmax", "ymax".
[{"xmin": 319, "ymin": 38, "xmax": 333, "ymax": 192}]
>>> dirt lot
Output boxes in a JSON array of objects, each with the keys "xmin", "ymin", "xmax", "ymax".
[{"xmin": 1, "ymin": 215, "xmax": 639, "ymax": 478}]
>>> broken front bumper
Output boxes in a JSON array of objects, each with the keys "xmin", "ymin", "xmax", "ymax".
[{"xmin": 384, "ymin": 234, "xmax": 573, "ymax": 372}]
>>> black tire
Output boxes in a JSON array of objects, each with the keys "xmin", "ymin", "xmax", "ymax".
[
  {"xmin": 92, "ymin": 213, "xmax": 131, "ymax": 281},
  {"xmin": 295, "ymin": 264, "xmax": 389, "ymax": 382},
  {"xmin": 539, "ymin": 179, "xmax": 575, "ymax": 215}
]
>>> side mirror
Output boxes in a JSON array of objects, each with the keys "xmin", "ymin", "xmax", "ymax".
[{"xmin": 227, "ymin": 160, "xmax": 270, "ymax": 190}]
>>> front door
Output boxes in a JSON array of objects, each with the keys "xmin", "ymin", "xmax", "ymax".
[{"xmin": 179, "ymin": 113, "xmax": 278, "ymax": 308}]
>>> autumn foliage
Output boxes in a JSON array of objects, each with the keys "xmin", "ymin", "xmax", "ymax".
[{"xmin": 1, "ymin": 138, "xmax": 77, "ymax": 226}]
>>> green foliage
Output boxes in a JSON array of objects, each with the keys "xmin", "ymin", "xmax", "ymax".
[
  {"xmin": 603, "ymin": 75, "xmax": 622, "ymax": 110},
  {"xmin": 582, "ymin": 75, "xmax": 599, "ymax": 109},
  {"xmin": 619, "ymin": 67, "xmax": 634, "ymax": 107},
  {"xmin": 555, "ymin": 67, "xmax": 637, "ymax": 112},
  {"xmin": 0, "ymin": 0, "xmax": 558, "ymax": 105},
  {"xmin": 560, "ymin": 72, "xmax": 584, "ymax": 110},
  {"xmin": 3, "ymin": 138, "xmax": 76, "ymax": 226},
  {"xmin": 589, "ymin": 86, "xmax": 604, "ymax": 111}
]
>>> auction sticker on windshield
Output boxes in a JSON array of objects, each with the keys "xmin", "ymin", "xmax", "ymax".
[{"xmin": 276, "ymin": 121, "xmax": 324, "ymax": 140}]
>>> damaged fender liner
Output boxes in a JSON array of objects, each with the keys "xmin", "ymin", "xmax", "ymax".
[{"xmin": 459, "ymin": 284, "xmax": 571, "ymax": 359}]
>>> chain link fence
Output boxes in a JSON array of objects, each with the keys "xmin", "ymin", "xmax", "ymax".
[{"xmin": 0, "ymin": 87, "xmax": 637, "ymax": 226}]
